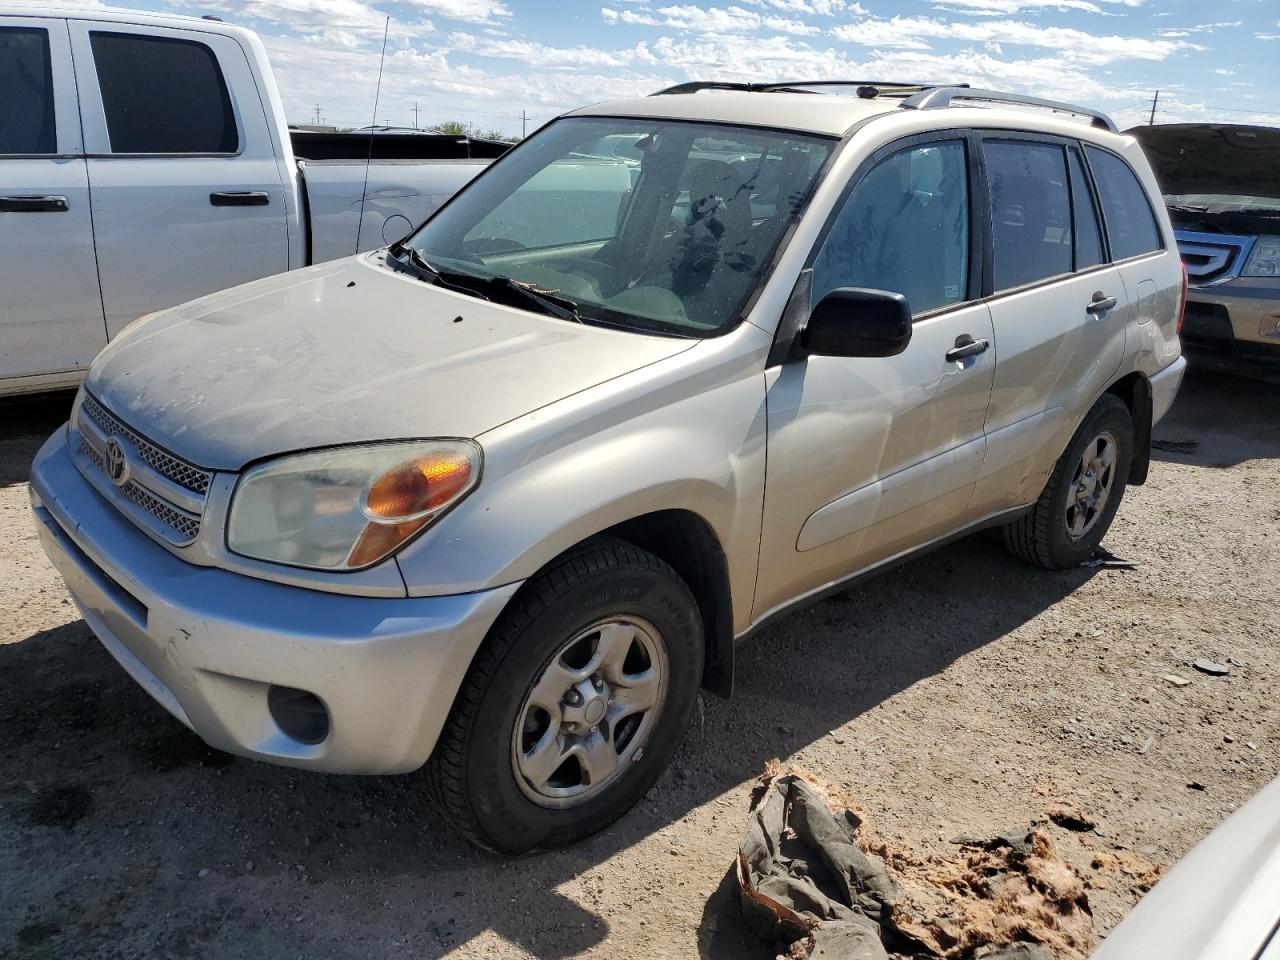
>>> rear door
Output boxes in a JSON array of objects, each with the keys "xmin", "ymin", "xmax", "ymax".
[
  {"xmin": 972, "ymin": 135, "xmax": 1128, "ymax": 513},
  {"xmin": 0, "ymin": 18, "xmax": 106, "ymax": 383},
  {"xmin": 68, "ymin": 20, "xmax": 289, "ymax": 335}
]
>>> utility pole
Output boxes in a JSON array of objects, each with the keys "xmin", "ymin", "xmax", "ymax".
[
  {"xmin": 313, "ymin": 102, "xmax": 322, "ymax": 125},
  {"xmin": 1148, "ymin": 89, "xmax": 1159, "ymax": 125},
  {"xmin": 411, "ymin": 101, "xmax": 421, "ymax": 130},
  {"xmin": 521, "ymin": 109, "xmax": 528, "ymax": 139}
]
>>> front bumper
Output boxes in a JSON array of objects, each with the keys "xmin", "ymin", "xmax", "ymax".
[
  {"xmin": 30, "ymin": 426, "xmax": 520, "ymax": 775},
  {"xmin": 1182, "ymin": 277, "xmax": 1280, "ymax": 374}
]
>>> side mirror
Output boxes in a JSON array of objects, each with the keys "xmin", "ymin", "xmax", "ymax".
[{"xmin": 801, "ymin": 287, "xmax": 913, "ymax": 358}]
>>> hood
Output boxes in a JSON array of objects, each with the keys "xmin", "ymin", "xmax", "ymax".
[
  {"xmin": 1129, "ymin": 123, "xmax": 1280, "ymax": 200},
  {"xmin": 86, "ymin": 256, "xmax": 697, "ymax": 471}
]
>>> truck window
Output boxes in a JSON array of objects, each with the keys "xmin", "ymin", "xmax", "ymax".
[
  {"xmin": 0, "ymin": 27, "xmax": 56, "ymax": 154},
  {"xmin": 985, "ymin": 140, "xmax": 1073, "ymax": 291},
  {"xmin": 1068, "ymin": 147, "xmax": 1104, "ymax": 270},
  {"xmin": 1084, "ymin": 146, "xmax": 1162, "ymax": 261},
  {"xmin": 90, "ymin": 32, "xmax": 237, "ymax": 154},
  {"xmin": 813, "ymin": 140, "xmax": 970, "ymax": 316}
]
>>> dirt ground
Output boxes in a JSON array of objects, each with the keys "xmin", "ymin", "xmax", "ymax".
[{"xmin": 1, "ymin": 369, "xmax": 1277, "ymax": 960}]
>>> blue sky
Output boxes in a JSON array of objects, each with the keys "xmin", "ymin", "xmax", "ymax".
[{"xmin": 88, "ymin": 0, "xmax": 1280, "ymax": 134}]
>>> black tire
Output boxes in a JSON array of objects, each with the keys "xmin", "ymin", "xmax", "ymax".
[
  {"xmin": 1003, "ymin": 394, "xmax": 1133, "ymax": 570},
  {"xmin": 428, "ymin": 538, "xmax": 704, "ymax": 853}
]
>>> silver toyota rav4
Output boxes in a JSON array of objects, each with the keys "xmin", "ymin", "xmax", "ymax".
[{"xmin": 31, "ymin": 81, "xmax": 1187, "ymax": 852}]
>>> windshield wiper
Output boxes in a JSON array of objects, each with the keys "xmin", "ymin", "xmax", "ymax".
[
  {"xmin": 489, "ymin": 276, "xmax": 584, "ymax": 325},
  {"xmin": 386, "ymin": 244, "xmax": 493, "ymax": 301}
]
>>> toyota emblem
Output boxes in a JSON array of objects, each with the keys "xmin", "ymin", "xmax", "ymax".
[{"xmin": 104, "ymin": 437, "xmax": 130, "ymax": 486}]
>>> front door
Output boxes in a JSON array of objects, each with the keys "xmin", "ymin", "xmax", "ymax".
[
  {"xmin": 0, "ymin": 18, "xmax": 106, "ymax": 384},
  {"xmin": 754, "ymin": 136, "xmax": 996, "ymax": 621},
  {"xmin": 68, "ymin": 20, "xmax": 290, "ymax": 336}
]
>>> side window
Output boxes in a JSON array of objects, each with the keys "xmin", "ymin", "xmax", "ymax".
[
  {"xmin": 0, "ymin": 27, "xmax": 56, "ymax": 154},
  {"xmin": 1068, "ymin": 148, "xmax": 1104, "ymax": 270},
  {"xmin": 90, "ymin": 32, "xmax": 237, "ymax": 154},
  {"xmin": 984, "ymin": 140, "xmax": 1072, "ymax": 291},
  {"xmin": 812, "ymin": 140, "xmax": 969, "ymax": 316},
  {"xmin": 1085, "ymin": 146, "xmax": 1162, "ymax": 260}
]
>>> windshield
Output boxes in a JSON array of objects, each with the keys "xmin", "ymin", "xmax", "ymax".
[{"xmin": 403, "ymin": 117, "xmax": 834, "ymax": 336}]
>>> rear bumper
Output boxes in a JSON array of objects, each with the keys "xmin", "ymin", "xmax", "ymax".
[
  {"xmin": 30, "ymin": 426, "xmax": 519, "ymax": 775},
  {"xmin": 1150, "ymin": 356, "xmax": 1186, "ymax": 426}
]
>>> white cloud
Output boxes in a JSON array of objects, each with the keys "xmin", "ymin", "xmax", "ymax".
[
  {"xmin": 832, "ymin": 16, "xmax": 1201, "ymax": 65},
  {"xmin": 928, "ymin": 0, "xmax": 1139, "ymax": 16},
  {"xmin": 400, "ymin": 0, "xmax": 510, "ymax": 23},
  {"xmin": 603, "ymin": 3, "xmax": 821, "ymax": 34}
]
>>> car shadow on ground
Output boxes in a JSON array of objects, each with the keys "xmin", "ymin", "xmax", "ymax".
[
  {"xmin": 0, "ymin": 528, "xmax": 1098, "ymax": 959},
  {"xmin": 0, "ymin": 390, "xmax": 75, "ymax": 488},
  {"xmin": 1151, "ymin": 368, "xmax": 1280, "ymax": 469},
  {"xmin": 1, "ymin": 369, "xmax": 1266, "ymax": 959}
]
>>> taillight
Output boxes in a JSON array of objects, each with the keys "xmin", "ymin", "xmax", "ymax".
[{"xmin": 1176, "ymin": 262, "xmax": 1188, "ymax": 335}]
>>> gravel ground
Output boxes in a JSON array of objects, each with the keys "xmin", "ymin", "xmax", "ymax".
[{"xmin": 1, "ymin": 369, "xmax": 1277, "ymax": 960}]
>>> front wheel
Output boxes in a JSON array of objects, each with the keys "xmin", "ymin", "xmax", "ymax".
[
  {"xmin": 428, "ymin": 538, "xmax": 704, "ymax": 853},
  {"xmin": 1003, "ymin": 394, "xmax": 1134, "ymax": 570}
]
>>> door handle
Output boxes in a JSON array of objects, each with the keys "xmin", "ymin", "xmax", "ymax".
[
  {"xmin": 0, "ymin": 195, "xmax": 68, "ymax": 212},
  {"xmin": 209, "ymin": 191, "xmax": 270, "ymax": 207},
  {"xmin": 1086, "ymin": 292, "xmax": 1118, "ymax": 315},
  {"xmin": 945, "ymin": 335, "xmax": 990, "ymax": 363}
]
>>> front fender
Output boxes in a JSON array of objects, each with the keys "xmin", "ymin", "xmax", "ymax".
[{"xmin": 394, "ymin": 326, "xmax": 771, "ymax": 636}]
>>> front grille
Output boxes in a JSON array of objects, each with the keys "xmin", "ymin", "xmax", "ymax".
[
  {"xmin": 76, "ymin": 395, "xmax": 211, "ymax": 547},
  {"xmin": 79, "ymin": 436, "xmax": 204, "ymax": 545},
  {"xmin": 1175, "ymin": 230, "xmax": 1252, "ymax": 286},
  {"xmin": 120, "ymin": 480, "xmax": 203, "ymax": 542},
  {"xmin": 80, "ymin": 393, "xmax": 212, "ymax": 495}
]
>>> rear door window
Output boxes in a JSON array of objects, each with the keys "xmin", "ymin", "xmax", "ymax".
[
  {"xmin": 90, "ymin": 32, "xmax": 237, "ymax": 154},
  {"xmin": 1085, "ymin": 147, "xmax": 1162, "ymax": 260},
  {"xmin": 1068, "ymin": 147, "xmax": 1104, "ymax": 270},
  {"xmin": 813, "ymin": 140, "xmax": 971, "ymax": 316},
  {"xmin": 984, "ymin": 140, "xmax": 1072, "ymax": 291},
  {"xmin": 0, "ymin": 26, "xmax": 56, "ymax": 154}
]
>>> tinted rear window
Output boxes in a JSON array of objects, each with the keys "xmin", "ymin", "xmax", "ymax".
[
  {"xmin": 91, "ymin": 32, "xmax": 237, "ymax": 154},
  {"xmin": 0, "ymin": 27, "xmax": 56, "ymax": 154},
  {"xmin": 985, "ymin": 140, "xmax": 1072, "ymax": 291},
  {"xmin": 1085, "ymin": 147, "xmax": 1162, "ymax": 260}
]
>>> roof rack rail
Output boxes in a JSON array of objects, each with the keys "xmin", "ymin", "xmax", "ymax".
[
  {"xmin": 649, "ymin": 80, "xmax": 967, "ymax": 97},
  {"xmin": 902, "ymin": 86, "xmax": 1118, "ymax": 133}
]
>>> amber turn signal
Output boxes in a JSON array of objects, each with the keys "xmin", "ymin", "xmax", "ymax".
[{"xmin": 363, "ymin": 451, "xmax": 473, "ymax": 521}]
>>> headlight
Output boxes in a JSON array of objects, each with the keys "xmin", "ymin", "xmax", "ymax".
[
  {"xmin": 1242, "ymin": 236, "xmax": 1280, "ymax": 277},
  {"xmin": 227, "ymin": 440, "xmax": 480, "ymax": 571}
]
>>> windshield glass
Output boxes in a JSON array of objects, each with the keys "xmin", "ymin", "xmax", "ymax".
[{"xmin": 404, "ymin": 117, "xmax": 834, "ymax": 336}]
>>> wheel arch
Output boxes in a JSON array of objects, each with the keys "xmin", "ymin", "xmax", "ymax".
[{"xmin": 1104, "ymin": 371, "xmax": 1153, "ymax": 485}]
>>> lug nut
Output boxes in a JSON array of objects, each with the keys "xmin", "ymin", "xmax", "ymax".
[{"xmin": 565, "ymin": 690, "xmax": 582, "ymax": 706}]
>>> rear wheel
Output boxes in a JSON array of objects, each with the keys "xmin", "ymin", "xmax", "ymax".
[
  {"xmin": 1003, "ymin": 394, "xmax": 1133, "ymax": 570},
  {"xmin": 429, "ymin": 538, "xmax": 703, "ymax": 853}
]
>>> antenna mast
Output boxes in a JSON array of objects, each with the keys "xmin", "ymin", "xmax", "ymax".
[{"xmin": 354, "ymin": 17, "xmax": 391, "ymax": 254}]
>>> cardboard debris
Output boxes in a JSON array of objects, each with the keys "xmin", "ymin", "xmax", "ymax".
[{"xmin": 737, "ymin": 762, "xmax": 1099, "ymax": 960}]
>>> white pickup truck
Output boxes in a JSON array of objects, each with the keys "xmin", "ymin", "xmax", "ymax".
[{"xmin": 0, "ymin": 6, "xmax": 503, "ymax": 396}]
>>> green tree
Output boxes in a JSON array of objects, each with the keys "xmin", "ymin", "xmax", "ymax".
[
  {"xmin": 478, "ymin": 129, "xmax": 520, "ymax": 143},
  {"xmin": 429, "ymin": 120, "xmax": 469, "ymax": 136}
]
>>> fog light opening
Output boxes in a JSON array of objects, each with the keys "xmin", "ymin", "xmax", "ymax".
[{"xmin": 267, "ymin": 685, "xmax": 330, "ymax": 745}]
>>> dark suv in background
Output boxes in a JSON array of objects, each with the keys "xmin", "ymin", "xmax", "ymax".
[{"xmin": 1132, "ymin": 123, "xmax": 1280, "ymax": 378}]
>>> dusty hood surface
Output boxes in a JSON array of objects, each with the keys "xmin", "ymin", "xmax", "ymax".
[
  {"xmin": 1130, "ymin": 123, "xmax": 1280, "ymax": 200},
  {"xmin": 86, "ymin": 256, "xmax": 696, "ymax": 470}
]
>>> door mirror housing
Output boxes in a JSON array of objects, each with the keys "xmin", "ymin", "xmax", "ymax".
[{"xmin": 801, "ymin": 287, "xmax": 913, "ymax": 358}]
